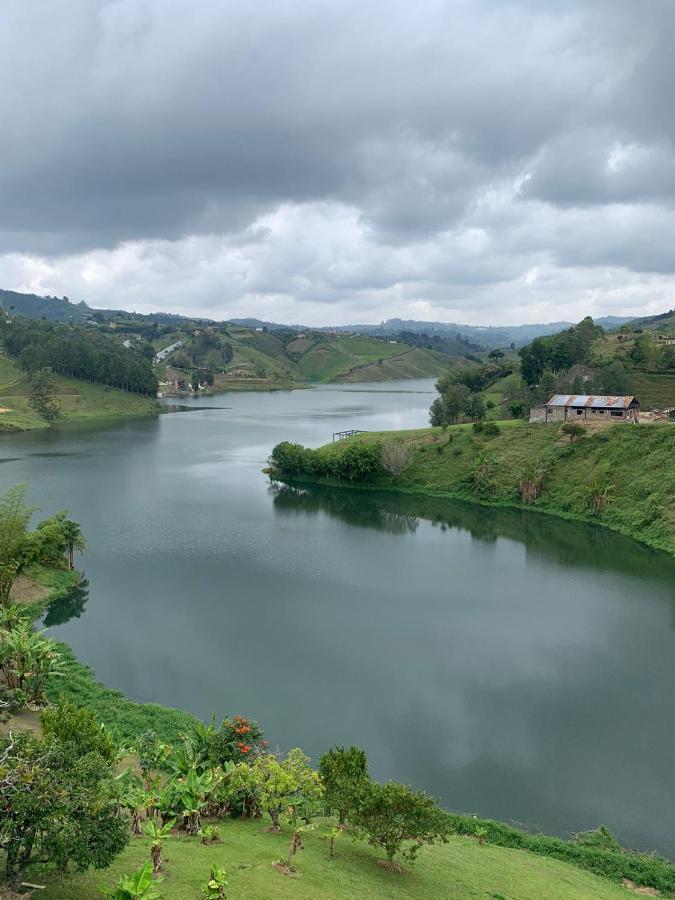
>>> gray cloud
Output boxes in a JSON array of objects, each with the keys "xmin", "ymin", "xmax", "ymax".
[{"xmin": 1, "ymin": 0, "xmax": 675, "ymax": 323}]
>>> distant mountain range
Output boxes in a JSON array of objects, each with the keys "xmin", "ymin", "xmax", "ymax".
[{"xmin": 0, "ymin": 288, "xmax": 646, "ymax": 348}]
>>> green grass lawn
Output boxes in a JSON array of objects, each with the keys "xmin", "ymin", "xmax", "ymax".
[
  {"xmin": 0, "ymin": 355, "xmax": 156, "ymax": 430},
  {"xmin": 36, "ymin": 817, "xmax": 633, "ymax": 900}
]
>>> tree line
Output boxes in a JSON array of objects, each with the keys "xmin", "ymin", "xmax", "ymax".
[{"xmin": 0, "ymin": 315, "xmax": 158, "ymax": 396}]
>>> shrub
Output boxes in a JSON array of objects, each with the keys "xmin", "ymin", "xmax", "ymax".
[
  {"xmin": 41, "ymin": 698, "xmax": 118, "ymax": 763},
  {"xmin": 352, "ymin": 781, "xmax": 451, "ymax": 868},
  {"xmin": 105, "ymin": 862, "xmax": 162, "ymax": 899},
  {"xmin": 561, "ymin": 422, "xmax": 586, "ymax": 442},
  {"xmin": 587, "ymin": 479, "xmax": 613, "ymax": 514},
  {"xmin": 470, "ymin": 452, "xmax": 498, "ymax": 498},
  {"xmin": 331, "ymin": 442, "xmax": 381, "ymax": 483},
  {"xmin": 472, "ymin": 421, "xmax": 484, "ymax": 434},
  {"xmin": 482, "ymin": 422, "xmax": 500, "ymax": 436},
  {"xmin": 518, "ymin": 460, "xmax": 548, "ymax": 503},
  {"xmin": 269, "ymin": 442, "xmax": 311, "ymax": 476},
  {"xmin": 380, "ymin": 441, "xmax": 412, "ymax": 481}
]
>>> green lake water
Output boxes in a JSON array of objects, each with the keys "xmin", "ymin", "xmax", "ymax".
[{"xmin": 0, "ymin": 380, "xmax": 673, "ymax": 855}]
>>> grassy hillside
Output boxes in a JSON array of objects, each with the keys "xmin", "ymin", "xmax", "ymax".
[
  {"xmin": 38, "ymin": 817, "xmax": 635, "ymax": 899},
  {"xmin": 156, "ymin": 327, "xmax": 463, "ymax": 389},
  {"xmin": 0, "ymin": 353, "xmax": 156, "ymax": 431},
  {"xmin": 274, "ymin": 421, "xmax": 675, "ymax": 554}
]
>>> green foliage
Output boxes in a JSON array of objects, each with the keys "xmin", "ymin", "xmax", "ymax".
[
  {"xmin": 0, "ymin": 723, "xmax": 129, "ymax": 888},
  {"xmin": 1, "ymin": 315, "xmax": 158, "ymax": 395},
  {"xmin": 104, "ymin": 862, "xmax": 162, "ymax": 899},
  {"xmin": 270, "ymin": 440, "xmax": 381, "ymax": 484},
  {"xmin": 41, "ymin": 698, "xmax": 118, "ymax": 763},
  {"xmin": 0, "ymin": 621, "xmax": 64, "ymax": 705},
  {"xmin": 586, "ymin": 478, "xmax": 613, "ymax": 515},
  {"xmin": 429, "ymin": 384, "xmax": 469, "ymax": 426},
  {"xmin": 198, "ymin": 824, "xmax": 221, "ymax": 845},
  {"xmin": 519, "ymin": 317, "xmax": 602, "ymax": 386},
  {"xmin": 319, "ymin": 745, "xmax": 369, "ymax": 825},
  {"xmin": 231, "ymin": 748, "xmax": 323, "ymax": 830},
  {"xmin": 201, "ymin": 864, "xmax": 228, "ymax": 899},
  {"xmin": 518, "ymin": 459, "xmax": 548, "ymax": 503},
  {"xmin": 482, "ymin": 421, "xmax": 500, "ymax": 437},
  {"xmin": 0, "ymin": 484, "xmax": 37, "ymax": 606},
  {"xmin": 561, "ymin": 422, "xmax": 586, "ymax": 442},
  {"xmin": 470, "ymin": 452, "xmax": 498, "ymax": 498},
  {"xmin": 351, "ymin": 781, "xmax": 451, "ymax": 865}
]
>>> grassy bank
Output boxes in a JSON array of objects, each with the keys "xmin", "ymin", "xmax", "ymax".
[
  {"xmin": 272, "ymin": 421, "xmax": 675, "ymax": 554},
  {"xmin": 37, "ymin": 816, "xmax": 638, "ymax": 900},
  {"xmin": 45, "ymin": 644, "xmax": 198, "ymax": 745},
  {"xmin": 0, "ymin": 354, "xmax": 157, "ymax": 431}
]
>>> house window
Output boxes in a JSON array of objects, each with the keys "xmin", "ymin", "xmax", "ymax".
[
  {"xmin": 597, "ymin": 409, "xmax": 605, "ymax": 414},
  {"xmin": 610, "ymin": 411, "xmax": 622, "ymax": 417},
  {"xmin": 576, "ymin": 409, "xmax": 583, "ymax": 415}
]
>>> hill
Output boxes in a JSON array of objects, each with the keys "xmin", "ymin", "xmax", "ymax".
[
  {"xmin": 0, "ymin": 288, "xmax": 92, "ymax": 322},
  {"xmin": 270, "ymin": 421, "xmax": 675, "ymax": 555},
  {"xmin": 326, "ymin": 316, "xmax": 634, "ymax": 348}
]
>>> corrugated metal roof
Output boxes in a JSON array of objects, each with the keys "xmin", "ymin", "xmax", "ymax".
[{"xmin": 546, "ymin": 395, "xmax": 637, "ymax": 409}]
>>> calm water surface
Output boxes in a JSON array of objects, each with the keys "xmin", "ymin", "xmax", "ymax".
[{"xmin": 0, "ymin": 380, "xmax": 673, "ymax": 855}]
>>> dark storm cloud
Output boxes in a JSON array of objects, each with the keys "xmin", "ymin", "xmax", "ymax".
[{"xmin": 1, "ymin": 0, "xmax": 675, "ymax": 322}]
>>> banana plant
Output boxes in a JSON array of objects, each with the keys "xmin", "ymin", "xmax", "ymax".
[
  {"xmin": 200, "ymin": 864, "xmax": 228, "ymax": 899},
  {"xmin": 166, "ymin": 766, "xmax": 219, "ymax": 834},
  {"xmin": 104, "ymin": 861, "xmax": 163, "ymax": 899},
  {"xmin": 142, "ymin": 817, "xmax": 176, "ymax": 875}
]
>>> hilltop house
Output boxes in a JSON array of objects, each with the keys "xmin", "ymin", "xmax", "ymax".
[{"xmin": 530, "ymin": 395, "xmax": 640, "ymax": 424}]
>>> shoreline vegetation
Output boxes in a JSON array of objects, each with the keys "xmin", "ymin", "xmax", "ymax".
[
  {"xmin": 2, "ymin": 546, "xmax": 675, "ymax": 894},
  {"xmin": 268, "ymin": 420, "xmax": 675, "ymax": 556}
]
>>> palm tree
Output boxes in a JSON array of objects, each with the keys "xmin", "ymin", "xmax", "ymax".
[{"xmin": 57, "ymin": 513, "xmax": 86, "ymax": 569}]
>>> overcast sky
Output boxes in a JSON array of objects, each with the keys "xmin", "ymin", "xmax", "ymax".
[{"xmin": 1, "ymin": 0, "xmax": 675, "ymax": 325}]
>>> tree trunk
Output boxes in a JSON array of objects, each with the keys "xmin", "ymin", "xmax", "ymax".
[{"xmin": 151, "ymin": 844, "xmax": 161, "ymax": 875}]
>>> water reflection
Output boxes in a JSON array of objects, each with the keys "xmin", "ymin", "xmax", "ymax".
[
  {"xmin": 272, "ymin": 481, "xmax": 675, "ymax": 590},
  {"xmin": 43, "ymin": 578, "xmax": 90, "ymax": 628}
]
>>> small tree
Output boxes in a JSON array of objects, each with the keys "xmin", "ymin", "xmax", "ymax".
[
  {"xmin": 27, "ymin": 367, "xmax": 61, "ymax": 423},
  {"xmin": 380, "ymin": 442, "xmax": 412, "ymax": 482},
  {"xmin": 352, "ymin": 781, "xmax": 451, "ymax": 870},
  {"xmin": 233, "ymin": 748, "xmax": 323, "ymax": 832},
  {"xmin": 464, "ymin": 393, "xmax": 486, "ymax": 422},
  {"xmin": 319, "ymin": 745, "xmax": 369, "ymax": 825},
  {"xmin": 0, "ymin": 726, "xmax": 129, "ymax": 888},
  {"xmin": 561, "ymin": 422, "xmax": 585, "ymax": 443}
]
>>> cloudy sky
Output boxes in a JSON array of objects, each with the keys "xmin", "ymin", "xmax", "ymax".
[{"xmin": 1, "ymin": 0, "xmax": 675, "ymax": 325}]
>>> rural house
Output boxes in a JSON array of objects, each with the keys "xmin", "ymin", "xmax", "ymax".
[{"xmin": 530, "ymin": 395, "xmax": 640, "ymax": 424}]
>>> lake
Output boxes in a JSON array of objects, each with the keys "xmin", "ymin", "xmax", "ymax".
[{"xmin": 1, "ymin": 380, "xmax": 674, "ymax": 856}]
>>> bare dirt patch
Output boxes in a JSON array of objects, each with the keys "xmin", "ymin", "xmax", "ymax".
[
  {"xmin": 9, "ymin": 575, "xmax": 51, "ymax": 606},
  {"xmin": 376, "ymin": 859, "xmax": 406, "ymax": 874}
]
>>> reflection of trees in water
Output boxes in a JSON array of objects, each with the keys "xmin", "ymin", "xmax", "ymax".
[
  {"xmin": 43, "ymin": 578, "xmax": 89, "ymax": 628},
  {"xmin": 270, "ymin": 479, "xmax": 675, "ymax": 594},
  {"xmin": 270, "ymin": 482, "xmax": 419, "ymax": 535}
]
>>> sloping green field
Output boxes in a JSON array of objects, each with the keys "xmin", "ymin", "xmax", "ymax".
[{"xmin": 38, "ymin": 816, "xmax": 632, "ymax": 900}]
